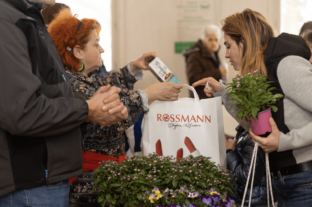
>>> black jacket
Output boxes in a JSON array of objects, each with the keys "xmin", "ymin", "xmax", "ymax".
[
  {"xmin": 227, "ymin": 126, "xmax": 277, "ymax": 205},
  {"xmin": 264, "ymin": 33, "xmax": 311, "ymax": 171},
  {"xmin": 0, "ymin": 0, "xmax": 88, "ymax": 196},
  {"xmin": 184, "ymin": 40, "xmax": 221, "ymax": 99}
]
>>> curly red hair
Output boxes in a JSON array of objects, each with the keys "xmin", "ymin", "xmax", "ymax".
[{"xmin": 48, "ymin": 9, "xmax": 101, "ymax": 71}]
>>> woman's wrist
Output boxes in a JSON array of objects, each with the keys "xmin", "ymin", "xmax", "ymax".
[
  {"xmin": 143, "ymin": 87, "xmax": 155, "ymax": 105},
  {"xmin": 129, "ymin": 61, "xmax": 142, "ymax": 76}
]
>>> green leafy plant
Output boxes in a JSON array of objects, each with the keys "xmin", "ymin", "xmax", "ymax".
[
  {"xmin": 92, "ymin": 154, "xmax": 234, "ymax": 207},
  {"xmin": 226, "ymin": 71, "xmax": 283, "ymax": 122}
]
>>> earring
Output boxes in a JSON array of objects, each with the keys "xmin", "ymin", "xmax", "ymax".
[{"xmin": 78, "ymin": 62, "xmax": 85, "ymax": 73}]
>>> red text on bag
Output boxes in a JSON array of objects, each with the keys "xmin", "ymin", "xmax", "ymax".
[{"xmin": 157, "ymin": 114, "xmax": 211, "ymax": 123}]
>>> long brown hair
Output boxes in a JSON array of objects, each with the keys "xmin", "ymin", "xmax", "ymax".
[{"xmin": 222, "ymin": 9, "xmax": 274, "ymax": 76}]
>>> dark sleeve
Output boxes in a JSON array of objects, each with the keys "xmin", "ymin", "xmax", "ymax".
[
  {"xmin": 0, "ymin": 20, "xmax": 88, "ymax": 137},
  {"xmin": 186, "ymin": 53, "xmax": 222, "ymax": 85},
  {"xmin": 226, "ymin": 139, "xmax": 266, "ymax": 187}
]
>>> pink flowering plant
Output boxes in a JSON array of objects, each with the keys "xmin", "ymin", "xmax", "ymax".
[
  {"xmin": 92, "ymin": 154, "xmax": 234, "ymax": 207},
  {"xmin": 226, "ymin": 71, "xmax": 283, "ymax": 122},
  {"xmin": 144, "ymin": 187, "xmax": 235, "ymax": 207}
]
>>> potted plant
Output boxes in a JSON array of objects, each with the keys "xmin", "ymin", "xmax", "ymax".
[
  {"xmin": 92, "ymin": 154, "xmax": 234, "ymax": 207},
  {"xmin": 226, "ymin": 71, "xmax": 283, "ymax": 136}
]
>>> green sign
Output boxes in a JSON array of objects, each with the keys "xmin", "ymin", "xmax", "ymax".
[{"xmin": 175, "ymin": 42, "xmax": 196, "ymax": 54}]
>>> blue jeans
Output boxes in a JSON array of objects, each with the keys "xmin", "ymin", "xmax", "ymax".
[
  {"xmin": 272, "ymin": 170, "xmax": 312, "ymax": 207},
  {"xmin": 0, "ymin": 180, "xmax": 69, "ymax": 207}
]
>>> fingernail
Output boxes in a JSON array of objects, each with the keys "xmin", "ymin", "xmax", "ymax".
[
  {"xmin": 104, "ymin": 100, "xmax": 109, "ymax": 103},
  {"xmin": 109, "ymin": 109, "xmax": 114, "ymax": 114},
  {"xmin": 102, "ymin": 106, "xmax": 107, "ymax": 111}
]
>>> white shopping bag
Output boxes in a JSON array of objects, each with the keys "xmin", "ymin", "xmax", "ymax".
[{"xmin": 142, "ymin": 84, "xmax": 226, "ymax": 168}]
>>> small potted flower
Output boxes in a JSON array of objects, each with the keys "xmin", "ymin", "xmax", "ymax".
[{"xmin": 226, "ymin": 71, "xmax": 283, "ymax": 136}]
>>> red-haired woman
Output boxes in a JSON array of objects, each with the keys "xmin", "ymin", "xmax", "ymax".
[{"xmin": 48, "ymin": 9, "xmax": 182, "ymax": 204}]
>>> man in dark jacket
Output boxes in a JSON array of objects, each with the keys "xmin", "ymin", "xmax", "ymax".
[{"xmin": 0, "ymin": 0, "xmax": 128, "ymax": 206}]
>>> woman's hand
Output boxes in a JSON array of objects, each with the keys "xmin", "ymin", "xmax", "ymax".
[
  {"xmin": 249, "ymin": 117, "xmax": 280, "ymax": 153},
  {"xmin": 192, "ymin": 77, "xmax": 221, "ymax": 97},
  {"xmin": 144, "ymin": 82, "xmax": 183, "ymax": 105},
  {"xmin": 130, "ymin": 51, "xmax": 157, "ymax": 75}
]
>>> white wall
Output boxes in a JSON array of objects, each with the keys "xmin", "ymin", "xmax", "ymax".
[{"xmin": 112, "ymin": 0, "xmax": 280, "ymax": 98}]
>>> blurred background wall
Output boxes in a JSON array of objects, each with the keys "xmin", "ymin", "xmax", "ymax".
[{"xmin": 111, "ymin": 0, "xmax": 280, "ymax": 98}]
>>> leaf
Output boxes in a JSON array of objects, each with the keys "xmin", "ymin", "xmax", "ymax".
[
  {"xmin": 172, "ymin": 179, "xmax": 177, "ymax": 188},
  {"xmin": 185, "ymin": 199, "xmax": 191, "ymax": 206},
  {"xmin": 137, "ymin": 193, "xmax": 143, "ymax": 200},
  {"xmin": 251, "ymin": 107, "xmax": 259, "ymax": 120},
  {"xmin": 273, "ymin": 94, "xmax": 284, "ymax": 99},
  {"xmin": 271, "ymin": 105, "xmax": 278, "ymax": 112},
  {"xmin": 183, "ymin": 176, "xmax": 191, "ymax": 182},
  {"xmin": 199, "ymin": 181, "xmax": 206, "ymax": 188},
  {"xmin": 110, "ymin": 183, "xmax": 121, "ymax": 187},
  {"xmin": 98, "ymin": 195, "xmax": 104, "ymax": 203},
  {"xmin": 106, "ymin": 194, "xmax": 112, "ymax": 203}
]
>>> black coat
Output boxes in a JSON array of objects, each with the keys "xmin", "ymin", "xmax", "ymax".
[
  {"xmin": 227, "ymin": 126, "xmax": 277, "ymax": 205},
  {"xmin": 184, "ymin": 40, "xmax": 222, "ymax": 99},
  {"xmin": 0, "ymin": 0, "xmax": 88, "ymax": 196}
]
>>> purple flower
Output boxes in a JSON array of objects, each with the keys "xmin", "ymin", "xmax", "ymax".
[
  {"xmin": 202, "ymin": 197, "xmax": 212, "ymax": 205},
  {"xmin": 226, "ymin": 197, "xmax": 235, "ymax": 204},
  {"xmin": 222, "ymin": 202, "xmax": 231, "ymax": 207},
  {"xmin": 211, "ymin": 194, "xmax": 220, "ymax": 202},
  {"xmin": 188, "ymin": 205, "xmax": 198, "ymax": 207},
  {"xmin": 209, "ymin": 189, "xmax": 216, "ymax": 193},
  {"xmin": 156, "ymin": 205, "xmax": 164, "ymax": 207}
]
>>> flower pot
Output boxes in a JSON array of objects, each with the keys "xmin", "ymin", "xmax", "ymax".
[{"xmin": 251, "ymin": 108, "xmax": 272, "ymax": 136}]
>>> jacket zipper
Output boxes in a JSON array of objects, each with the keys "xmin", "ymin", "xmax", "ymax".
[{"xmin": 45, "ymin": 169, "xmax": 48, "ymax": 179}]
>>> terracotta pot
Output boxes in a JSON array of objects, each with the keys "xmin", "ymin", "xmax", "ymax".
[{"xmin": 251, "ymin": 108, "xmax": 272, "ymax": 136}]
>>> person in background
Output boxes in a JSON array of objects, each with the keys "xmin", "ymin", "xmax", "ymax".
[
  {"xmin": 41, "ymin": 2, "xmax": 70, "ymax": 26},
  {"xmin": 0, "ymin": 0, "xmax": 128, "ymax": 206},
  {"xmin": 48, "ymin": 9, "xmax": 182, "ymax": 205},
  {"xmin": 184, "ymin": 24, "xmax": 227, "ymax": 99},
  {"xmin": 193, "ymin": 9, "xmax": 312, "ymax": 207}
]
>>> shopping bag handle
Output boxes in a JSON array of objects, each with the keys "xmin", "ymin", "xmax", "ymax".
[{"xmin": 183, "ymin": 84, "xmax": 200, "ymax": 102}]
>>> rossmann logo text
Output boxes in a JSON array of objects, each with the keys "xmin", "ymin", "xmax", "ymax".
[{"xmin": 157, "ymin": 114, "xmax": 211, "ymax": 123}]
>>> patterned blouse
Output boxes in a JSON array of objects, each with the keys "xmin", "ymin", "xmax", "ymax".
[{"xmin": 65, "ymin": 65, "xmax": 148, "ymax": 158}]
